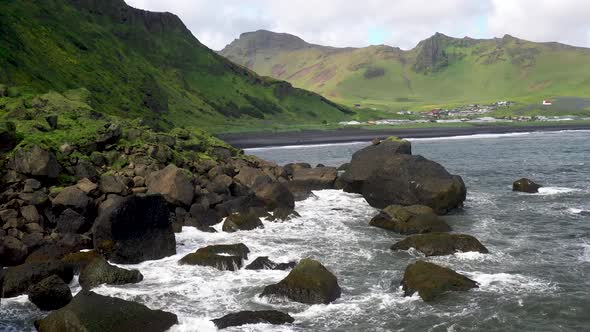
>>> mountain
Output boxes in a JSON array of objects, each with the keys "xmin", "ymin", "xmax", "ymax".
[
  {"xmin": 0, "ymin": 1, "xmax": 352, "ymax": 132},
  {"xmin": 221, "ymin": 30, "xmax": 590, "ymax": 111}
]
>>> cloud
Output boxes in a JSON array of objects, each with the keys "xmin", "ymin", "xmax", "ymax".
[{"xmin": 125, "ymin": 0, "xmax": 590, "ymax": 50}]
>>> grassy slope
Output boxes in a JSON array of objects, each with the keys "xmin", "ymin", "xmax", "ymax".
[
  {"xmin": 0, "ymin": 0, "xmax": 353, "ymax": 133},
  {"xmin": 221, "ymin": 31, "xmax": 590, "ymax": 114}
]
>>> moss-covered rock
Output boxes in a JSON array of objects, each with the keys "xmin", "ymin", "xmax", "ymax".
[
  {"xmin": 260, "ymin": 258, "xmax": 341, "ymax": 304},
  {"xmin": 222, "ymin": 212, "xmax": 264, "ymax": 232},
  {"xmin": 27, "ymin": 274, "xmax": 72, "ymax": 311},
  {"xmin": 212, "ymin": 310, "xmax": 294, "ymax": 329},
  {"xmin": 401, "ymin": 261, "xmax": 478, "ymax": 302},
  {"xmin": 370, "ymin": 205, "xmax": 451, "ymax": 234},
  {"xmin": 178, "ymin": 243, "xmax": 250, "ymax": 271},
  {"xmin": 391, "ymin": 233, "xmax": 489, "ymax": 256},
  {"xmin": 1, "ymin": 261, "xmax": 74, "ymax": 298},
  {"xmin": 513, "ymin": 178, "xmax": 542, "ymax": 193},
  {"xmin": 8, "ymin": 145, "xmax": 61, "ymax": 178},
  {"xmin": 79, "ymin": 258, "xmax": 143, "ymax": 290}
]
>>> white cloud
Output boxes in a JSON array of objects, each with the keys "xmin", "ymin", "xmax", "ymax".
[{"xmin": 125, "ymin": 0, "xmax": 590, "ymax": 50}]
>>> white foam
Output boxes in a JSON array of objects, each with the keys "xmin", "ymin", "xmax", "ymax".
[
  {"xmin": 536, "ymin": 187, "xmax": 580, "ymax": 195},
  {"xmin": 245, "ymin": 141, "xmax": 368, "ymax": 152},
  {"xmin": 408, "ymin": 132, "xmax": 532, "ymax": 141},
  {"xmin": 466, "ymin": 272, "xmax": 558, "ymax": 294},
  {"xmin": 580, "ymin": 243, "xmax": 590, "ymax": 262}
]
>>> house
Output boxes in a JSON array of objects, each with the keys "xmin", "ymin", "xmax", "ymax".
[
  {"xmin": 542, "ymin": 100, "xmax": 553, "ymax": 106},
  {"xmin": 354, "ymin": 103, "xmax": 361, "ymax": 108}
]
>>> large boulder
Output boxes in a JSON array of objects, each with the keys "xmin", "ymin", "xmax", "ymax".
[
  {"xmin": 34, "ymin": 290, "xmax": 178, "ymax": 332},
  {"xmin": 222, "ymin": 212, "xmax": 264, "ymax": 232},
  {"xmin": 391, "ymin": 233, "xmax": 489, "ymax": 256},
  {"xmin": 178, "ymin": 243, "xmax": 249, "ymax": 271},
  {"xmin": 513, "ymin": 178, "xmax": 542, "ymax": 193},
  {"xmin": 27, "ymin": 275, "xmax": 73, "ymax": 311},
  {"xmin": 0, "ymin": 121, "xmax": 19, "ymax": 155},
  {"xmin": 0, "ymin": 235, "xmax": 29, "ymax": 266},
  {"xmin": 212, "ymin": 310, "xmax": 294, "ymax": 329},
  {"xmin": 369, "ymin": 205, "xmax": 451, "ymax": 234},
  {"xmin": 255, "ymin": 182, "xmax": 295, "ymax": 215},
  {"xmin": 260, "ymin": 258, "xmax": 341, "ymax": 304},
  {"xmin": 288, "ymin": 167, "xmax": 338, "ymax": 197},
  {"xmin": 341, "ymin": 138, "xmax": 465, "ymax": 213},
  {"xmin": 9, "ymin": 145, "xmax": 61, "ymax": 178},
  {"xmin": 147, "ymin": 164, "xmax": 194, "ymax": 206},
  {"xmin": 245, "ymin": 256, "xmax": 297, "ymax": 271},
  {"xmin": 1, "ymin": 261, "xmax": 74, "ymax": 298},
  {"xmin": 92, "ymin": 194, "xmax": 176, "ymax": 264},
  {"xmin": 79, "ymin": 258, "xmax": 144, "ymax": 289},
  {"xmin": 52, "ymin": 186, "xmax": 92, "ymax": 212},
  {"xmin": 401, "ymin": 261, "xmax": 478, "ymax": 302},
  {"xmin": 233, "ymin": 166, "xmax": 272, "ymax": 189}
]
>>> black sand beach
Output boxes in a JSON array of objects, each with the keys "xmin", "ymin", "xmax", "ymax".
[{"xmin": 218, "ymin": 123, "xmax": 590, "ymax": 148}]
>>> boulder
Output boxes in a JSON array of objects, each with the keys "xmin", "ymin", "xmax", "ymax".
[
  {"xmin": 513, "ymin": 178, "xmax": 542, "ymax": 193},
  {"xmin": 146, "ymin": 164, "xmax": 194, "ymax": 206},
  {"xmin": 0, "ymin": 121, "xmax": 19, "ymax": 154},
  {"xmin": 222, "ymin": 212, "xmax": 264, "ymax": 232},
  {"xmin": 79, "ymin": 258, "xmax": 143, "ymax": 289},
  {"xmin": 283, "ymin": 163, "xmax": 311, "ymax": 177},
  {"xmin": 92, "ymin": 194, "xmax": 176, "ymax": 264},
  {"xmin": 9, "ymin": 145, "xmax": 60, "ymax": 178},
  {"xmin": 76, "ymin": 178, "xmax": 99, "ymax": 195},
  {"xmin": 369, "ymin": 205, "xmax": 451, "ymax": 235},
  {"xmin": 61, "ymin": 250, "xmax": 104, "ymax": 273},
  {"xmin": 0, "ymin": 235, "xmax": 29, "ymax": 266},
  {"xmin": 25, "ymin": 236, "xmax": 91, "ymax": 263},
  {"xmin": 178, "ymin": 243, "xmax": 249, "ymax": 271},
  {"xmin": 391, "ymin": 233, "xmax": 489, "ymax": 256},
  {"xmin": 288, "ymin": 167, "xmax": 338, "ymax": 196},
  {"xmin": 260, "ymin": 258, "xmax": 341, "ymax": 304},
  {"xmin": 233, "ymin": 166, "xmax": 272, "ymax": 188},
  {"xmin": 52, "ymin": 186, "xmax": 92, "ymax": 212},
  {"xmin": 245, "ymin": 256, "xmax": 297, "ymax": 270},
  {"xmin": 20, "ymin": 205, "xmax": 40, "ymax": 223},
  {"xmin": 56, "ymin": 208, "xmax": 89, "ymax": 234},
  {"xmin": 401, "ymin": 261, "xmax": 478, "ymax": 302},
  {"xmin": 255, "ymin": 182, "xmax": 295, "ymax": 213},
  {"xmin": 34, "ymin": 290, "xmax": 178, "ymax": 332},
  {"xmin": 1, "ymin": 261, "xmax": 74, "ymax": 298},
  {"xmin": 28, "ymin": 274, "xmax": 72, "ymax": 311},
  {"xmin": 212, "ymin": 310, "xmax": 294, "ymax": 329},
  {"xmin": 99, "ymin": 174, "xmax": 130, "ymax": 195}
]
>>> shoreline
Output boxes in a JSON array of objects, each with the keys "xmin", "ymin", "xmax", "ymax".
[{"xmin": 217, "ymin": 123, "xmax": 590, "ymax": 149}]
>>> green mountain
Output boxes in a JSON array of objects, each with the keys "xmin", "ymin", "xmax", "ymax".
[
  {"xmin": 220, "ymin": 30, "xmax": 590, "ymax": 112},
  {"xmin": 0, "ymin": 0, "xmax": 353, "ymax": 133}
]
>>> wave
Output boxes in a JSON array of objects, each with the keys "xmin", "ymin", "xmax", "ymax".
[
  {"xmin": 466, "ymin": 272, "xmax": 558, "ymax": 294},
  {"xmin": 245, "ymin": 141, "xmax": 368, "ymax": 152},
  {"xmin": 536, "ymin": 187, "xmax": 580, "ymax": 195},
  {"xmin": 580, "ymin": 243, "xmax": 590, "ymax": 263},
  {"xmin": 408, "ymin": 132, "xmax": 532, "ymax": 141}
]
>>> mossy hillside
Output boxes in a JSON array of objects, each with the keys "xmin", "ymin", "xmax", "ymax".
[{"xmin": 0, "ymin": 0, "xmax": 353, "ymax": 133}]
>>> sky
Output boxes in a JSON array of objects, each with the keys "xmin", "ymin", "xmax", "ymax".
[{"xmin": 126, "ymin": 0, "xmax": 590, "ymax": 51}]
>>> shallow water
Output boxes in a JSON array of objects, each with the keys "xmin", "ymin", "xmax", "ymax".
[{"xmin": 2, "ymin": 130, "xmax": 590, "ymax": 331}]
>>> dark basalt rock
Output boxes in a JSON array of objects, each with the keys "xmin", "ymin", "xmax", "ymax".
[
  {"xmin": 28, "ymin": 274, "xmax": 72, "ymax": 311},
  {"xmin": 178, "ymin": 243, "xmax": 250, "ymax": 271},
  {"xmin": 260, "ymin": 258, "xmax": 341, "ymax": 304},
  {"xmin": 92, "ymin": 194, "xmax": 176, "ymax": 264},
  {"xmin": 288, "ymin": 167, "xmax": 338, "ymax": 193},
  {"xmin": 222, "ymin": 212, "xmax": 264, "ymax": 232},
  {"xmin": 245, "ymin": 256, "xmax": 297, "ymax": 270},
  {"xmin": 61, "ymin": 250, "xmax": 104, "ymax": 273},
  {"xmin": 79, "ymin": 258, "xmax": 144, "ymax": 289},
  {"xmin": 513, "ymin": 178, "xmax": 542, "ymax": 193},
  {"xmin": 369, "ymin": 205, "xmax": 451, "ymax": 235},
  {"xmin": 34, "ymin": 290, "xmax": 178, "ymax": 332},
  {"xmin": 391, "ymin": 233, "xmax": 489, "ymax": 256},
  {"xmin": 401, "ymin": 261, "xmax": 478, "ymax": 302},
  {"xmin": 1, "ymin": 261, "xmax": 74, "ymax": 298},
  {"xmin": 0, "ymin": 235, "xmax": 29, "ymax": 266},
  {"xmin": 8, "ymin": 145, "xmax": 61, "ymax": 178},
  {"xmin": 146, "ymin": 164, "xmax": 194, "ymax": 206},
  {"xmin": 212, "ymin": 310, "xmax": 294, "ymax": 329}
]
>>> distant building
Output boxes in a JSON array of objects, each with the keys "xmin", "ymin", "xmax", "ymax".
[
  {"xmin": 354, "ymin": 103, "xmax": 361, "ymax": 108},
  {"xmin": 542, "ymin": 100, "xmax": 553, "ymax": 106}
]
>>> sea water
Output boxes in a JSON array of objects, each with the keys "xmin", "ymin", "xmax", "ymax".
[{"xmin": 2, "ymin": 130, "xmax": 590, "ymax": 331}]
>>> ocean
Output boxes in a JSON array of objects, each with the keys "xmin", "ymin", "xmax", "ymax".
[{"xmin": 3, "ymin": 130, "xmax": 590, "ymax": 331}]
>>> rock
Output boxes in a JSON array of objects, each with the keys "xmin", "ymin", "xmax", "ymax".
[
  {"xmin": 61, "ymin": 250, "xmax": 104, "ymax": 273},
  {"xmin": 34, "ymin": 290, "xmax": 178, "ymax": 332},
  {"xmin": 0, "ymin": 121, "xmax": 19, "ymax": 154},
  {"xmin": 255, "ymin": 182, "xmax": 295, "ymax": 214},
  {"xmin": 207, "ymin": 174, "xmax": 232, "ymax": 194},
  {"xmin": 26, "ymin": 235, "xmax": 91, "ymax": 263},
  {"xmin": 23, "ymin": 179, "xmax": 42, "ymax": 193},
  {"xmin": 222, "ymin": 212, "xmax": 264, "ymax": 232},
  {"xmin": 132, "ymin": 176, "xmax": 146, "ymax": 187},
  {"xmin": 0, "ymin": 236, "xmax": 29, "ymax": 266},
  {"xmin": 93, "ymin": 194, "xmax": 176, "ymax": 264},
  {"xmin": 79, "ymin": 258, "xmax": 143, "ymax": 289},
  {"xmin": 22, "ymin": 232, "xmax": 45, "ymax": 249},
  {"xmin": 283, "ymin": 163, "xmax": 311, "ymax": 177},
  {"xmin": 212, "ymin": 310, "xmax": 294, "ymax": 329},
  {"xmin": 99, "ymin": 174, "xmax": 130, "ymax": 195},
  {"xmin": 233, "ymin": 166, "xmax": 272, "ymax": 188},
  {"xmin": 146, "ymin": 164, "xmax": 194, "ymax": 206},
  {"xmin": 18, "ymin": 190, "xmax": 49, "ymax": 206},
  {"xmin": 0, "ymin": 208, "xmax": 18, "ymax": 223},
  {"xmin": 288, "ymin": 167, "xmax": 338, "ymax": 194},
  {"xmin": 20, "ymin": 205, "xmax": 40, "ymax": 223},
  {"xmin": 391, "ymin": 233, "xmax": 489, "ymax": 256},
  {"xmin": 401, "ymin": 261, "xmax": 478, "ymax": 302},
  {"xmin": 28, "ymin": 274, "xmax": 72, "ymax": 311},
  {"xmin": 178, "ymin": 243, "xmax": 249, "ymax": 271},
  {"xmin": 369, "ymin": 205, "xmax": 451, "ymax": 235},
  {"xmin": 513, "ymin": 178, "xmax": 542, "ymax": 193},
  {"xmin": 74, "ymin": 159, "xmax": 99, "ymax": 181},
  {"xmin": 24, "ymin": 223, "xmax": 44, "ymax": 234},
  {"xmin": 56, "ymin": 208, "xmax": 89, "ymax": 234},
  {"xmin": 245, "ymin": 256, "xmax": 297, "ymax": 270},
  {"xmin": 189, "ymin": 204, "xmax": 222, "ymax": 227},
  {"xmin": 9, "ymin": 145, "xmax": 61, "ymax": 178},
  {"xmin": 52, "ymin": 186, "xmax": 91, "ymax": 212},
  {"xmin": 76, "ymin": 178, "xmax": 99, "ymax": 195},
  {"xmin": 45, "ymin": 115, "xmax": 58, "ymax": 130},
  {"xmin": 1, "ymin": 261, "xmax": 74, "ymax": 298},
  {"xmin": 260, "ymin": 258, "xmax": 341, "ymax": 304}
]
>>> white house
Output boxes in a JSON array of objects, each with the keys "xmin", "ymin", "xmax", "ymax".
[{"xmin": 542, "ymin": 100, "xmax": 553, "ymax": 106}]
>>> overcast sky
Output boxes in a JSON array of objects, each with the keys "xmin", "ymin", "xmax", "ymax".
[{"xmin": 126, "ymin": 0, "xmax": 590, "ymax": 51}]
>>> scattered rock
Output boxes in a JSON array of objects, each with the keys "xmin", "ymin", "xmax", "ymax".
[
  {"xmin": 391, "ymin": 233, "xmax": 489, "ymax": 256},
  {"xmin": 222, "ymin": 212, "xmax": 264, "ymax": 232},
  {"xmin": 146, "ymin": 164, "xmax": 194, "ymax": 206},
  {"xmin": 34, "ymin": 290, "xmax": 178, "ymax": 332},
  {"xmin": 369, "ymin": 205, "xmax": 451, "ymax": 234},
  {"xmin": 1, "ymin": 261, "xmax": 74, "ymax": 298},
  {"xmin": 52, "ymin": 186, "xmax": 92, "ymax": 211},
  {"xmin": 76, "ymin": 178, "xmax": 99, "ymax": 195},
  {"xmin": 9, "ymin": 145, "xmax": 61, "ymax": 178},
  {"xmin": 513, "ymin": 178, "xmax": 542, "ymax": 193},
  {"xmin": 99, "ymin": 174, "xmax": 130, "ymax": 195},
  {"xmin": 56, "ymin": 208, "xmax": 89, "ymax": 234},
  {"xmin": 260, "ymin": 258, "xmax": 341, "ymax": 304},
  {"xmin": 255, "ymin": 182, "xmax": 295, "ymax": 215},
  {"xmin": 401, "ymin": 261, "xmax": 478, "ymax": 302},
  {"xmin": 20, "ymin": 205, "xmax": 40, "ymax": 223},
  {"xmin": 79, "ymin": 258, "xmax": 143, "ymax": 289},
  {"xmin": 245, "ymin": 256, "xmax": 296, "ymax": 270},
  {"xmin": 178, "ymin": 243, "xmax": 249, "ymax": 271},
  {"xmin": 27, "ymin": 274, "xmax": 72, "ymax": 311},
  {"xmin": 93, "ymin": 194, "xmax": 176, "ymax": 264},
  {"xmin": 212, "ymin": 310, "xmax": 294, "ymax": 329},
  {"xmin": 288, "ymin": 167, "xmax": 338, "ymax": 195},
  {"xmin": 45, "ymin": 115, "xmax": 58, "ymax": 130}
]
